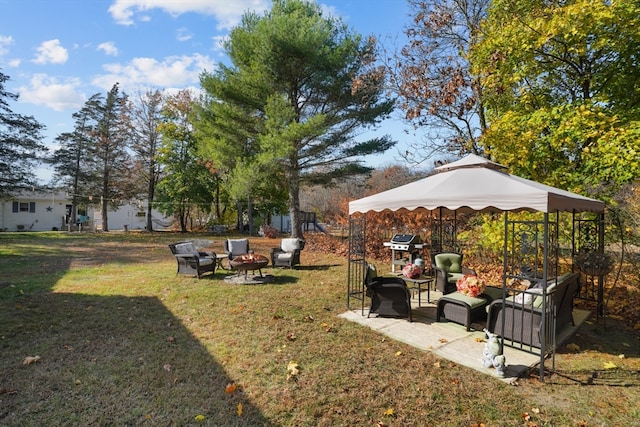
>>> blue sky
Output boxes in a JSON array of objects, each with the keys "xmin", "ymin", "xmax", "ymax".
[{"xmin": 0, "ymin": 0, "xmax": 415, "ymax": 182}]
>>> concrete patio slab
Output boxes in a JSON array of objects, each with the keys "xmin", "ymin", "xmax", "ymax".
[{"xmin": 339, "ymin": 291, "xmax": 591, "ymax": 382}]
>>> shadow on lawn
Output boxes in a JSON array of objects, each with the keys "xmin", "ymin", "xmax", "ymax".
[
  {"xmin": 0, "ymin": 292, "xmax": 275, "ymax": 426},
  {"xmin": 0, "ymin": 234, "xmax": 275, "ymax": 426}
]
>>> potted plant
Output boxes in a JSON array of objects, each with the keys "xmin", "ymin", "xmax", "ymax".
[{"xmin": 574, "ymin": 251, "xmax": 614, "ymax": 276}]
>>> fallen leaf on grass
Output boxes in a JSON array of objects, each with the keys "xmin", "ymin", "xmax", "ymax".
[
  {"xmin": 321, "ymin": 322, "xmax": 337, "ymax": 332},
  {"xmin": 287, "ymin": 360, "xmax": 300, "ymax": 381},
  {"xmin": 384, "ymin": 407, "xmax": 395, "ymax": 416},
  {"xmin": 194, "ymin": 414, "xmax": 205, "ymax": 422},
  {"xmin": 439, "ymin": 338, "xmax": 448, "ymax": 343},
  {"xmin": 237, "ymin": 402, "xmax": 243, "ymax": 417},
  {"xmin": 603, "ymin": 361, "xmax": 618, "ymax": 370},
  {"xmin": 618, "ymin": 354, "xmax": 625, "ymax": 359},
  {"xmin": 395, "ymin": 351, "xmax": 403, "ymax": 357},
  {"xmin": 286, "ymin": 331, "xmax": 297, "ymax": 341},
  {"xmin": 225, "ymin": 383, "xmax": 237, "ymax": 394},
  {"xmin": 433, "ymin": 361, "xmax": 441, "ymax": 368},
  {"xmin": 22, "ymin": 355, "xmax": 40, "ymax": 365},
  {"xmin": 475, "ymin": 337, "xmax": 484, "ymax": 343},
  {"xmin": 163, "ymin": 363, "xmax": 172, "ymax": 372}
]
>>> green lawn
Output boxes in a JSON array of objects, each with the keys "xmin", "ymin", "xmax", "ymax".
[{"xmin": 1, "ymin": 232, "xmax": 638, "ymax": 426}]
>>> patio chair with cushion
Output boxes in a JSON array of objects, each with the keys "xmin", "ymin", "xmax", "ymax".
[
  {"xmin": 366, "ymin": 276, "xmax": 413, "ymax": 322},
  {"xmin": 270, "ymin": 238, "xmax": 305, "ymax": 268},
  {"xmin": 431, "ymin": 252, "xmax": 477, "ymax": 295},
  {"xmin": 168, "ymin": 242, "xmax": 216, "ymax": 279},
  {"xmin": 224, "ymin": 238, "xmax": 250, "ymax": 269}
]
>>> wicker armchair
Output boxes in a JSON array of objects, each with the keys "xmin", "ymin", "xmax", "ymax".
[
  {"xmin": 168, "ymin": 242, "xmax": 216, "ymax": 279},
  {"xmin": 366, "ymin": 276, "xmax": 412, "ymax": 322},
  {"xmin": 431, "ymin": 252, "xmax": 477, "ymax": 294},
  {"xmin": 270, "ymin": 238, "xmax": 305, "ymax": 268},
  {"xmin": 224, "ymin": 239, "xmax": 250, "ymax": 269}
]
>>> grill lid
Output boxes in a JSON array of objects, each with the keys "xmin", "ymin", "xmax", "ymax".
[{"xmin": 390, "ymin": 234, "xmax": 422, "ymax": 244}]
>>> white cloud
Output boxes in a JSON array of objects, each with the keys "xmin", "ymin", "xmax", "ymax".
[
  {"xmin": 18, "ymin": 74, "xmax": 86, "ymax": 111},
  {"xmin": 211, "ymin": 35, "xmax": 227, "ymax": 53},
  {"xmin": 97, "ymin": 41, "xmax": 119, "ymax": 56},
  {"xmin": 0, "ymin": 35, "xmax": 14, "ymax": 56},
  {"xmin": 92, "ymin": 53, "xmax": 216, "ymax": 91},
  {"xmin": 176, "ymin": 27, "xmax": 192, "ymax": 42},
  {"xmin": 33, "ymin": 39, "xmax": 69, "ymax": 65},
  {"xmin": 108, "ymin": 0, "xmax": 270, "ymax": 30}
]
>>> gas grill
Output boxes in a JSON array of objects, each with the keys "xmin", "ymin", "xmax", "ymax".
[
  {"xmin": 384, "ymin": 234, "xmax": 425, "ymax": 272},
  {"xmin": 387, "ymin": 233, "xmax": 424, "ymax": 251}
]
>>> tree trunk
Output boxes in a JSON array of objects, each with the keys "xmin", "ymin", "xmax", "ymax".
[
  {"xmin": 179, "ymin": 205, "xmax": 187, "ymax": 232},
  {"xmin": 288, "ymin": 168, "xmax": 303, "ymax": 239},
  {"xmin": 101, "ymin": 197, "xmax": 109, "ymax": 232},
  {"xmin": 145, "ymin": 163, "xmax": 155, "ymax": 231},
  {"xmin": 236, "ymin": 199, "xmax": 243, "ymax": 231},
  {"xmin": 247, "ymin": 195, "xmax": 254, "ymax": 236}
]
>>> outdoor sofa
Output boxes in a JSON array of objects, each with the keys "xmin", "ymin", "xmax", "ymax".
[{"xmin": 486, "ymin": 272, "xmax": 580, "ymax": 349}]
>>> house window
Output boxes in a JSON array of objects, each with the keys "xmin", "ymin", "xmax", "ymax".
[
  {"xmin": 12, "ymin": 202, "xmax": 36, "ymax": 213},
  {"xmin": 136, "ymin": 211, "xmax": 146, "ymax": 217}
]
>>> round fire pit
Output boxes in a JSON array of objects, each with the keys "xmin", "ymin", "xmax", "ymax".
[{"xmin": 229, "ymin": 253, "xmax": 269, "ymax": 277}]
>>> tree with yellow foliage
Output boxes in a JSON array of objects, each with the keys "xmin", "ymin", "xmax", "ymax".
[{"xmin": 469, "ymin": 0, "xmax": 640, "ymax": 200}]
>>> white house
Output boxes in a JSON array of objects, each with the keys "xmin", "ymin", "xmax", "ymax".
[
  {"xmin": 92, "ymin": 201, "xmax": 173, "ymax": 231},
  {"xmin": 0, "ymin": 191, "xmax": 73, "ymax": 231},
  {"xmin": 0, "ymin": 191, "xmax": 173, "ymax": 232}
]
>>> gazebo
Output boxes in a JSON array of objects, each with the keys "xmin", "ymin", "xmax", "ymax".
[{"xmin": 347, "ymin": 154, "xmax": 606, "ymax": 379}]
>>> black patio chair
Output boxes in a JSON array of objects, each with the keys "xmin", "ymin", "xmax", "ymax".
[
  {"xmin": 366, "ymin": 276, "xmax": 412, "ymax": 322},
  {"xmin": 168, "ymin": 242, "xmax": 216, "ymax": 279}
]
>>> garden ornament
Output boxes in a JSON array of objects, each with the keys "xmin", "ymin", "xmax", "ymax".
[{"xmin": 482, "ymin": 328, "xmax": 506, "ymax": 377}]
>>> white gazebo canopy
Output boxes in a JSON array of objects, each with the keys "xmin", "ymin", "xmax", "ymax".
[{"xmin": 349, "ymin": 154, "xmax": 605, "ymax": 215}]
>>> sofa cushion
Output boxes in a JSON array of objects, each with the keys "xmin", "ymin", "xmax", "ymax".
[
  {"xmin": 275, "ymin": 252, "xmax": 293, "ymax": 260},
  {"xmin": 448, "ymin": 272, "xmax": 465, "ymax": 283},
  {"xmin": 227, "ymin": 239, "xmax": 249, "ymax": 255},
  {"xmin": 434, "ymin": 253, "xmax": 462, "ymax": 273},
  {"xmin": 281, "ymin": 238, "xmax": 302, "ymax": 252},
  {"xmin": 175, "ymin": 242, "xmax": 198, "ymax": 256},
  {"xmin": 532, "ymin": 282, "xmax": 557, "ymax": 308}
]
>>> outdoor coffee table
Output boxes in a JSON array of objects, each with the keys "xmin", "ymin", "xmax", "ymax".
[{"xmin": 229, "ymin": 253, "xmax": 269, "ymax": 278}]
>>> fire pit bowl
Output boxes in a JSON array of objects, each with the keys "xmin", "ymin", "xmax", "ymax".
[{"xmin": 229, "ymin": 253, "xmax": 269, "ymax": 277}]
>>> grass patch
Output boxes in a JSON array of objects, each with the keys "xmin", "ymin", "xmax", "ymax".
[{"xmin": 0, "ymin": 231, "xmax": 638, "ymax": 426}]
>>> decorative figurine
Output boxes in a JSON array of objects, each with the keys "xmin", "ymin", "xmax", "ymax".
[{"xmin": 482, "ymin": 328, "xmax": 506, "ymax": 377}]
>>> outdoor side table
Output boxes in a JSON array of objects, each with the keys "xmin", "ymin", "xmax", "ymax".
[
  {"xmin": 401, "ymin": 275, "xmax": 434, "ymax": 307},
  {"xmin": 215, "ymin": 253, "xmax": 228, "ymax": 270},
  {"xmin": 436, "ymin": 292, "xmax": 489, "ymax": 331}
]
